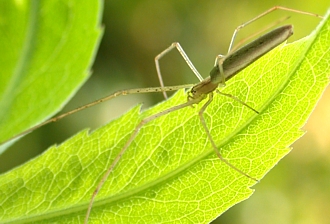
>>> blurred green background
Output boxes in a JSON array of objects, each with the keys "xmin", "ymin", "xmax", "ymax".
[{"xmin": 1, "ymin": 1, "xmax": 329, "ymax": 223}]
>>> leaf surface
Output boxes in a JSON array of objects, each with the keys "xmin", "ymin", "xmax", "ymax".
[{"xmin": 0, "ymin": 0, "xmax": 103, "ymax": 153}]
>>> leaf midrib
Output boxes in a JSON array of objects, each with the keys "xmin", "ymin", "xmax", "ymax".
[{"xmin": 0, "ymin": 0, "xmax": 39, "ymax": 122}]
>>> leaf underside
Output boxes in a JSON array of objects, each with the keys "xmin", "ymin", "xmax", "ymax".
[{"xmin": 0, "ymin": 8, "xmax": 329, "ymax": 224}]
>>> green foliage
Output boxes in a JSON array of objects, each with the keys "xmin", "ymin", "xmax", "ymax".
[
  {"xmin": 0, "ymin": 0, "xmax": 103, "ymax": 152},
  {"xmin": 0, "ymin": 5, "xmax": 329, "ymax": 224}
]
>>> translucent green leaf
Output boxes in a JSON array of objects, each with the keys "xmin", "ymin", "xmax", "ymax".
[
  {"xmin": 0, "ymin": 0, "xmax": 103, "ymax": 153},
  {"xmin": 0, "ymin": 9, "xmax": 329, "ymax": 224}
]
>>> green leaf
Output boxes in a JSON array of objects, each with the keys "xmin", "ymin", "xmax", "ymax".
[
  {"xmin": 0, "ymin": 0, "xmax": 103, "ymax": 153},
  {"xmin": 0, "ymin": 9, "xmax": 329, "ymax": 224}
]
